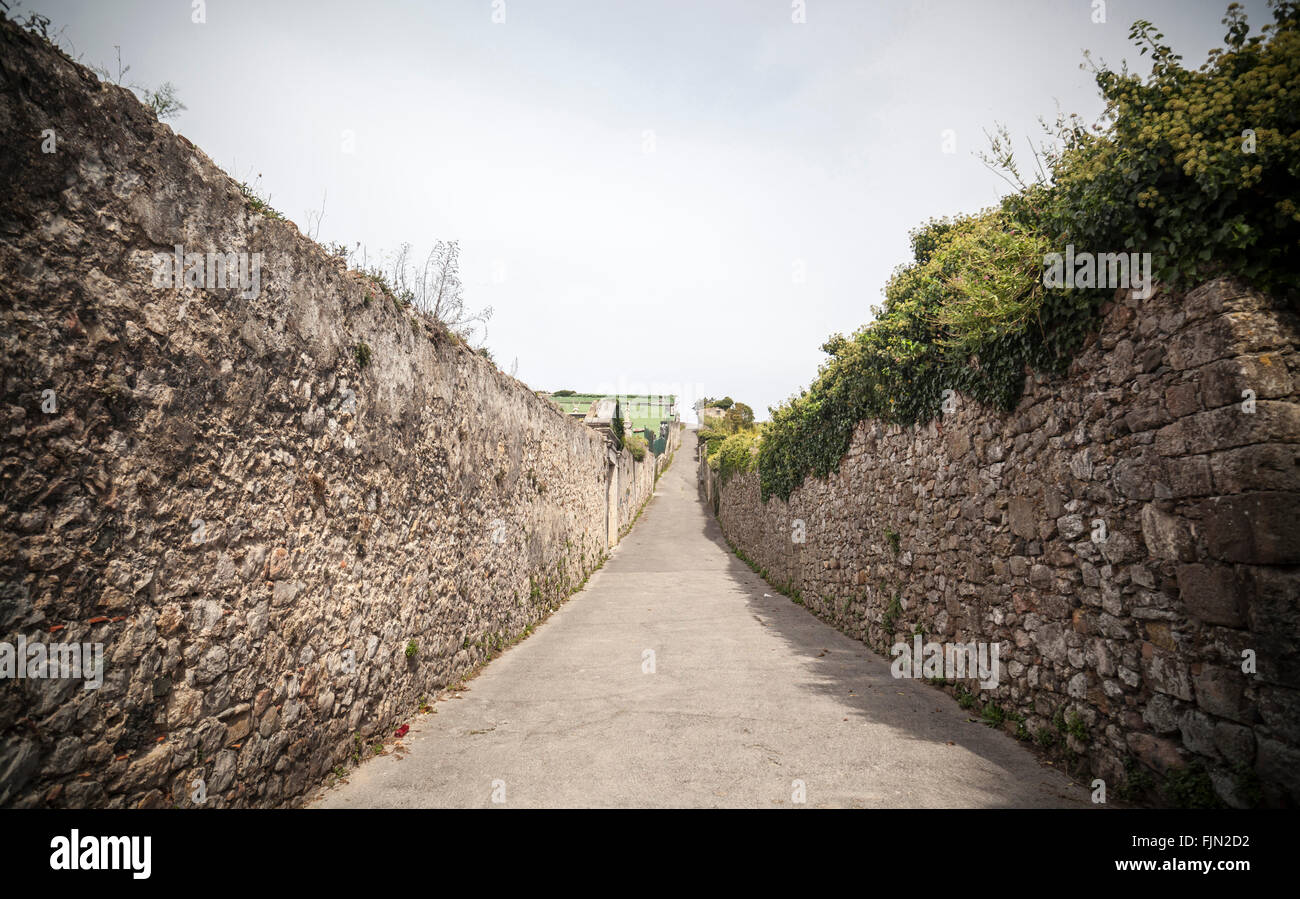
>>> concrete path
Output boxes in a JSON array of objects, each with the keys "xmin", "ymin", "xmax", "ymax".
[{"xmin": 311, "ymin": 449, "xmax": 1090, "ymax": 808}]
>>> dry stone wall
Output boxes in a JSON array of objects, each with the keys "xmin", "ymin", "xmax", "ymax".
[
  {"xmin": 0, "ymin": 20, "xmax": 660, "ymax": 808},
  {"xmin": 709, "ymin": 278, "xmax": 1300, "ymax": 807}
]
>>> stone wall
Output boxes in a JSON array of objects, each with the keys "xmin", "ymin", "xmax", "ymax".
[
  {"xmin": 709, "ymin": 278, "xmax": 1300, "ymax": 807},
  {"xmin": 0, "ymin": 20, "xmax": 659, "ymax": 808}
]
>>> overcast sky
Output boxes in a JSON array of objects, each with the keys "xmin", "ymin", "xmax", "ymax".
[{"xmin": 33, "ymin": 0, "xmax": 1264, "ymax": 421}]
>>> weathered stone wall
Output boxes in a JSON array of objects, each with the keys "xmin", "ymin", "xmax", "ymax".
[
  {"xmin": 697, "ymin": 436, "xmax": 720, "ymax": 514},
  {"xmin": 0, "ymin": 20, "xmax": 658, "ymax": 808},
  {"xmin": 617, "ymin": 446, "xmax": 655, "ymax": 533},
  {"xmin": 711, "ymin": 278, "xmax": 1300, "ymax": 807}
]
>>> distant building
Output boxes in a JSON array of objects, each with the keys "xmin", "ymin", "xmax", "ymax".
[
  {"xmin": 697, "ymin": 405, "xmax": 726, "ymax": 425},
  {"xmin": 540, "ymin": 393, "xmax": 679, "ymax": 454}
]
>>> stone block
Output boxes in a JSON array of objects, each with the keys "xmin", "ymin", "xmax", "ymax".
[
  {"xmin": 1140, "ymin": 504, "xmax": 1193, "ymax": 561},
  {"xmin": 1209, "ymin": 444, "xmax": 1300, "ymax": 494},
  {"xmin": 1165, "ymin": 317, "xmax": 1234, "ymax": 370},
  {"xmin": 1009, "ymin": 495, "xmax": 1037, "ymax": 539},
  {"xmin": 1245, "ymin": 568, "xmax": 1300, "ymax": 688},
  {"xmin": 1154, "ymin": 402, "xmax": 1300, "ymax": 457},
  {"xmin": 1194, "ymin": 667, "xmax": 1252, "ymax": 724},
  {"xmin": 1214, "ymin": 722, "xmax": 1256, "ymax": 766},
  {"xmin": 1163, "ymin": 455, "xmax": 1213, "ymax": 498},
  {"xmin": 1257, "ymin": 738, "xmax": 1300, "ymax": 805},
  {"xmin": 1176, "ymin": 563, "xmax": 1246, "ymax": 627},
  {"xmin": 1179, "ymin": 709, "xmax": 1219, "ymax": 758},
  {"xmin": 1198, "ymin": 492, "xmax": 1300, "ymax": 564},
  {"xmin": 1164, "ymin": 382, "xmax": 1200, "ymax": 418},
  {"xmin": 1143, "ymin": 649, "xmax": 1193, "ymax": 700},
  {"xmin": 1142, "ymin": 693, "xmax": 1181, "ymax": 734},
  {"xmin": 1127, "ymin": 732, "xmax": 1184, "ymax": 774}
]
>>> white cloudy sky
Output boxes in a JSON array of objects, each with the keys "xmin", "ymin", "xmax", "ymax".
[{"xmin": 33, "ymin": 0, "xmax": 1263, "ymax": 420}]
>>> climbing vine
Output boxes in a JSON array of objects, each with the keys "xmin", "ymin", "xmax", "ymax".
[{"xmin": 759, "ymin": 0, "xmax": 1300, "ymax": 502}]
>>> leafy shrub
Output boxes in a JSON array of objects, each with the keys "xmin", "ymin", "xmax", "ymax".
[
  {"xmin": 758, "ymin": 0, "xmax": 1300, "ymax": 502},
  {"xmin": 699, "ymin": 396, "xmax": 757, "ymax": 461},
  {"xmin": 624, "ymin": 432, "xmax": 648, "ymax": 461},
  {"xmin": 696, "ymin": 426, "xmax": 729, "ymax": 457},
  {"xmin": 723, "ymin": 401, "xmax": 755, "ymax": 431},
  {"xmin": 926, "ymin": 212, "xmax": 1050, "ymax": 353},
  {"xmin": 714, "ymin": 431, "xmax": 761, "ymax": 486},
  {"xmin": 1039, "ymin": 2, "xmax": 1300, "ymax": 297},
  {"xmin": 698, "ymin": 397, "xmax": 755, "ymax": 445}
]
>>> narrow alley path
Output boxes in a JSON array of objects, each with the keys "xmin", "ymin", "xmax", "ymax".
[{"xmin": 311, "ymin": 451, "xmax": 1089, "ymax": 808}]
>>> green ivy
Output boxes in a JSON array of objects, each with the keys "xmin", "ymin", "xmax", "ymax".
[
  {"xmin": 1041, "ymin": 2, "xmax": 1300, "ymax": 297},
  {"xmin": 714, "ymin": 431, "xmax": 761, "ymax": 487},
  {"xmin": 757, "ymin": 1, "xmax": 1299, "ymax": 502}
]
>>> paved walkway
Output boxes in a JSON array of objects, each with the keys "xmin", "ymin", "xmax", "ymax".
[{"xmin": 311, "ymin": 450, "xmax": 1089, "ymax": 808}]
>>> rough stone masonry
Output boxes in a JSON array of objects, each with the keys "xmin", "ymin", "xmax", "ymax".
[
  {"xmin": 0, "ymin": 18, "xmax": 664, "ymax": 808},
  {"xmin": 707, "ymin": 278, "xmax": 1300, "ymax": 806}
]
